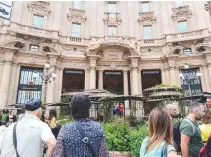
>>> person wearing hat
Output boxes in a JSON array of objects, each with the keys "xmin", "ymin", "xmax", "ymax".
[
  {"xmin": 53, "ymin": 94, "xmax": 108, "ymax": 157},
  {"xmin": 0, "ymin": 99, "xmax": 56, "ymax": 157}
]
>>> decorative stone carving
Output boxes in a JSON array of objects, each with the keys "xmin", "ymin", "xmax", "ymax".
[
  {"xmin": 62, "ymin": 46, "xmax": 85, "ymax": 52},
  {"xmin": 41, "ymin": 43, "xmax": 59, "ymax": 55},
  {"xmin": 141, "ymin": 47, "xmax": 162, "ymax": 53},
  {"xmin": 103, "ymin": 13, "xmax": 122, "ymax": 25},
  {"xmin": 137, "ymin": 12, "xmax": 156, "ymax": 24},
  {"xmin": 172, "ymin": 6, "xmax": 192, "ymax": 21},
  {"xmin": 67, "ymin": 8, "xmax": 87, "ymax": 23},
  {"xmin": 167, "ymin": 46, "xmax": 184, "ymax": 56},
  {"xmin": 28, "ymin": 1, "xmax": 51, "ymax": 15},
  {"xmin": 122, "ymin": 51, "xmax": 130, "ymax": 59},
  {"xmin": 96, "ymin": 50, "xmax": 104, "ymax": 59}
]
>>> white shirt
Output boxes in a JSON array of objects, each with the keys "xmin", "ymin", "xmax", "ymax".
[{"xmin": 0, "ymin": 114, "xmax": 55, "ymax": 157}]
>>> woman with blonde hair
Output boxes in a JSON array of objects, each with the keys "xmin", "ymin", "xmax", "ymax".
[{"xmin": 140, "ymin": 107, "xmax": 178, "ymax": 157}]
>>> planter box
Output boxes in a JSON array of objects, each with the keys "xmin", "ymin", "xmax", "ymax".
[{"xmin": 109, "ymin": 151, "xmax": 132, "ymax": 157}]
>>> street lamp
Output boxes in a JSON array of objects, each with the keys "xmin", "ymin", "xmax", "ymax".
[
  {"xmin": 33, "ymin": 63, "xmax": 57, "ymax": 104},
  {"xmin": 179, "ymin": 63, "xmax": 202, "ymax": 96}
]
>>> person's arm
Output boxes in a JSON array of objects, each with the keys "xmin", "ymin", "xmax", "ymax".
[
  {"xmin": 99, "ymin": 137, "xmax": 109, "ymax": 157},
  {"xmin": 168, "ymin": 150, "xmax": 178, "ymax": 157},
  {"xmin": 180, "ymin": 134, "xmax": 191, "ymax": 157},
  {"xmin": 53, "ymin": 126, "xmax": 66, "ymax": 157},
  {"xmin": 41, "ymin": 123, "xmax": 56, "ymax": 157}
]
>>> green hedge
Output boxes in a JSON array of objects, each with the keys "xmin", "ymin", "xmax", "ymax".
[{"xmin": 103, "ymin": 123, "xmax": 148, "ymax": 157}]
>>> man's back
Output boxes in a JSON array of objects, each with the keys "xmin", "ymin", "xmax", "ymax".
[
  {"xmin": 180, "ymin": 118, "xmax": 204, "ymax": 157},
  {"xmin": 0, "ymin": 114, "xmax": 53, "ymax": 157}
]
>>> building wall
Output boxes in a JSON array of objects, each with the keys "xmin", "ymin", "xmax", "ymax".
[{"xmin": 0, "ymin": 1, "xmax": 210, "ymax": 108}]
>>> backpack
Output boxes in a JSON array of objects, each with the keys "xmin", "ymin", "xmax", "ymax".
[
  {"xmin": 173, "ymin": 118, "xmax": 195, "ymax": 152},
  {"xmin": 198, "ymin": 134, "xmax": 211, "ymax": 157}
]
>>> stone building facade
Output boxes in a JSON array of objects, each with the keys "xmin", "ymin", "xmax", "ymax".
[{"xmin": 0, "ymin": 1, "xmax": 211, "ymax": 108}]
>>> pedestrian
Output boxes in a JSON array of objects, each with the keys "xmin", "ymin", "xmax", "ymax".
[
  {"xmin": 180, "ymin": 101, "xmax": 205, "ymax": 157},
  {"xmin": 7, "ymin": 110, "xmax": 17, "ymax": 126},
  {"xmin": 199, "ymin": 108, "xmax": 211, "ymax": 143},
  {"xmin": 53, "ymin": 94, "xmax": 109, "ymax": 157},
  {"xmin": 166, "ymin": 103, "xmax": 179, "ymax": 119},
  {"xmin": 139, "ymin": 107, "xmax": 178, "ymax": 157},
  {"xmin": 0, "ymin": 99, "xmax": 56, "ymax": 157},
  {"xmin": 48, "ymin": 109, "xmax": 61, "ymax": 139},
  {"xmin": 118, "ymin": 103, "xmax": 124, "ymax": 118}
]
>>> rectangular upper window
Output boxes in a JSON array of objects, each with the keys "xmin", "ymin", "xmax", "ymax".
[
  {"xmin": 108, "ymin": 26, "xmax": 117, "ymax": 35},
  {"xmin": 108, "ymin": 2, "xmax": 116, "ymax": 13},
  {"xmin": 141, "ymin": 2, "xmax": 150, "ymax": 12},
  {"xmin": 30, "ymin": 44, "xmax": 39, "ymax": 52},
  {"xmin": 178, "ymin": 21, "xmax": 187, "ymax": 32},
  {"xmin": 32, "ymin": 15, "xmax": 44, "ymax": 28},
  {"xmin": 72, "ymin": 23, "xmax": 81, "ymax": 37},
  {"xmin": 73, "ymin": 1, "xmax": 82, "ymax": 9},
  {"xmin": 175, "ymin": 1, "xmax": 183, "ymax": 8},
  {"xmin": 183, "ymin": 48, "xmax": 192, "ymax": 55},
  {"xmin": 143, "ymin": 26, "xmax": 152, "ymax": 39}
]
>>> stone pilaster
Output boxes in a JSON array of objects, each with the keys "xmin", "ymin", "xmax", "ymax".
[
  {"xmin": 54, "ymin": 67, "xmax": 63, "ymax": 102},
  {"xmin": 89, "ymin": 67, "xmax": 96, "ymax": 89},
  {"xmin": 169, "ymin": 66, "xmax": 176, "ymax": 85},
  {"xmin": 161, "ymin": 68, "xmax": 166, "ymax": 84},
  {"xmin": 98, "ymin": 69, "xmax": 103, "ymax": 90},
  {"xmin": 132, "ymin": 67, "xmax": 139, "ymax": 95},
  {"xmin": 138, "ymin": 69, "xmax": 142, "ymax": 94},
  {"xmin": 0, "ymin": 51, "xmax": 14, "ymax": 108},
  {"xmin": 199, "ymin": 66, "xmax": 206, "ymax": 92},
  {"xmin": 84, "ymin": 68, "xmax": 90, "ymax": 90},
  {"xmin": 123, "ymin": 70, "xmax": 129, "ymax": 95},
  {"xmin": 202, "ymin": 64, "xmax": 211, "ymax": 92}
]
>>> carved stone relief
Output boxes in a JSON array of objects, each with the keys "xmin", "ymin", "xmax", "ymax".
[
  {"xmin": 172, "ymin": 5, "xmax": 192, "ymax": 21},
  {"xmin": 137, "ymin": 12, "xmax": 156, "ymax": 24},
  {"xmin": 62, "ymin": 46, "xmax": 85, "ymax": 56},
  {"xmin": 67, "ymin": 9, "xmax": 87, "ymax": 23},
  {"xmin": 103, "ymin": 13, "xmax": 122, "ymax": 25},
  {"xmin": 28, "ymin": 1, "xmax": 51, "ymax": 15},
  {"xmin": 140, "ymin": 47, "xmax": 162, "ymax": 53}
]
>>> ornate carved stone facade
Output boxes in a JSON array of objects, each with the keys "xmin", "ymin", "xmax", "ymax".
[{"xmin": 0, "ymin": 1, "xmax": 211, "ymax": 108}]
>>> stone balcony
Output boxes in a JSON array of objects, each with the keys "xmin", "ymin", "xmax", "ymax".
[{"xmin": 8, "ymin": 22, "xmax": 59, "ymax": 41}]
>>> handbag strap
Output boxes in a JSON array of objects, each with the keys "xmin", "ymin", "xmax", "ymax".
[
  {"xmin": 13, "ymin": 122, "xmax": 20, "ymax": 157},
  {"xmin": 75, "ymin": 123, "xmax": 96, "ymax": 157}
]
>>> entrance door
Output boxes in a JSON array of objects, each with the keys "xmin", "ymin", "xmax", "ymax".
[
  {"xmin": 103, "ymin": 71, "xmax": 123, "ymax": 94},
  {"xmin": 141, "ymin": 69, "xmax": 162, "ymax": 90},
  {"xmin": 62, "ymin": 69, "xmax": 85, "ymax": 93}
]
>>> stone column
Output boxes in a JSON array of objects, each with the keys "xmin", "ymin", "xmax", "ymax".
[
  {"xmin": 54, "ymin": 67, "xmax": 63, "ymax": 102},
  {"xmin": 175, "ymin": 68, "xmax": 180, "ymax": 86},
  {"xmin": 132, "ymin": 67, "xmax": 139, "ymax": 95},
  {"xmin": 207, "ymin": 64, "xmax": 211, "ymax": 92},
  {"xmin": 57, "ymin": 68, "xmax": 63, "ymax": 101},
  {"xmin": 89, "ymin": 67, "xmax": 96, "ymax": 89},
  {"xmin": 199, "ymin": 66, "xmax": 206, "ymax": 92},
  {"xmin": 7, "ymin": 63, "xmax": 18, "ymax": 105},
  {"xmin": 202, "ymin": 64, "xmax": 211, "ymax": 92},
  {"xmin": 98, "ymin": 69, "xmax": 103, "ymax": 90},
  {"xmin": 0, "ymin": 51, "xmax": 14, "ymax": 108},
  {"xmin": 161, "ymin": 69, "xmax": 166, "ymax": 84},
  {"xmin": 169, "ymin": 66, "xmax": 176, "ymax": 85},
  {"xmin": 123, "ymin": 70, "xmax": 129, "ymax": 95},
  {"xmin": 138, "ymin": 69, "xmax": 142, "ymax": 94},
  {"xmin": 46, "ymin": 66, "xmax": 56, "ymax": 103},
  {"xmin": 84, "ymin": 68, "xmax": 90, "ymax": 90},
  {"xmin": 12, "ymin": 64, "xmax": 21, "ymax": 103}
]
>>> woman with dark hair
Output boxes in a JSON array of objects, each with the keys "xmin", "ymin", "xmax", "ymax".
[
  {"xmin": 48, "ymin": 109, "xmax": 61, "ymax": 139},
  {"xmin": 53, "ymin": 94, "xmax": 108, "ymax": 157},
  {"xmin": 139, "ymin": 107, "xmax": 178, "ymax": 157}
]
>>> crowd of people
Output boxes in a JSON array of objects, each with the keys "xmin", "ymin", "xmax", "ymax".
[{"xmin": 0, "ymin": 94, "xmax": 211, "ymax": 157}]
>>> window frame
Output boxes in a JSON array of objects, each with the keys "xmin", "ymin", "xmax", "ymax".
[
  {"xmin": 71, "ymin": 23, "xmax": 81, "ymax": 37},
  {"xmin": 141, "ymin": 2, "xmax": 150, "ymax": 13},
  {"xmin": 108, "ymin": 2, "xmax": 117, "ymax": 13},
  {"xmin": 178, "ymin": 20, "xmax": 188, "ymax": 33},
  {"xmin": 73, "ymin": 1, "xmax": 82, "ymax": 10},
  {"xmin": 183, "ymin": 48, "xmax": 192, "ymax": 55},
  {"xmin": 32, "ymin": 14, "xmax": 44, "ymax": 28},
  {"xmin": 143, "ymin": 25, "xmax": 152, "ymax": 39},
  {"xmin": 29, "ymin": 44, "xmax": 40, "ymax": 52},
  {"xmin": 175, "ymin": 1, "xmax": 183, "ymax": 8},
  {"xmin": 108, "ymin": 26, "xmax": 117, "ymax": 35}
]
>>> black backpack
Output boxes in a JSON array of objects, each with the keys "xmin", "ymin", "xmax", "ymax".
[{"xmin": 173, "ymin": 122, "xmax": 181, "ymax": 152}]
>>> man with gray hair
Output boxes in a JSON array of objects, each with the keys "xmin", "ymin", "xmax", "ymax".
[
  {"xmin": 180, "ymin": 101, "xmax": 205, "ymax": 157},
  {"xmin": 0, "ymin": 99, "xmax": 56, "ymax": 157},
  {"xmin": 166, "ymin": 103, "xmax": 179, "ymax": 118}
]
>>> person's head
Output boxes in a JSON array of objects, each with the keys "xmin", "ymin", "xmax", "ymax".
[
  {"xmin": 49, "ymin": 109, "xmax": 57, "ymax": 120},
  {"xmin": 70, "ymin": 94, "xmax": 91, "ymax": 120},
  {"xmin": 202, "ymin": 108, "xmax": 211, "ymax": 124},
  {"xmin": 147, "ymin": 107, "xmax": 173, "ymax": 151},
  {"xmin": 3, "ymin": 109, "xmax": 9, "ymax": 114},
  {"xmin": 24, "ymin": 99, "xmax": 43, "ymax": 119},
  {"xmin": 166, "ymin": 103, "xmax": 179, "ymax": 117},
  {"xmin": 206, "ymin": 98, "xmax": 211, "ymax": 109},
  {"xmin": 188, "ymin": 101, "xmax": 205, "ymax": 121}
]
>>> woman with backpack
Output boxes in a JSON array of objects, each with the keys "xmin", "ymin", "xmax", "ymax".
[
  {"xmin": 53, "ymin": 94, "xmax": 108, "ymax": 157},
  {"xmin": 139, "ymin": 107, "xmax": 178, "ymax": 157}
]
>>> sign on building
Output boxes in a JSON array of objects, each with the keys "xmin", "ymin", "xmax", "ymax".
[{"xmin": 0, "ymin": 1, "xmax": 12, "ymax": 20}]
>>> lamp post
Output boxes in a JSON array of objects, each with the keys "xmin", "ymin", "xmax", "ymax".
[
  {"xmin": 33, "ymin": 63, "xmax": 57, "ymax": 104},
  {"xmin": 179, "ymin": 63, "xmax": 202, "ymax": 96}
]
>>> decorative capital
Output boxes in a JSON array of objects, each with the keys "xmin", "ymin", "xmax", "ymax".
[
  {"xmin": 172, "ymin": 5, "xmax": 192, "ymax": 21},
  {"xmin": 137, "ymin": 12, "xmax": 156, "ymax": 24}
]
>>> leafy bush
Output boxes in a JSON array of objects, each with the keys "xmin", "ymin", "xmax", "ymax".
[{"xmin": 103, "ymin": 123, "xmax": 148, "ymax": 157}]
